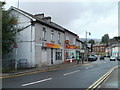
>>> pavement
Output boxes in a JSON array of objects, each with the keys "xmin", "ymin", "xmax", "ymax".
[
  {"xmin": 100, "ymin": 67, "xmax": 120, "ymax": 89},
  {"xmin": 1, "ymin": 61, "xmax": 88, "ymax": 78}
]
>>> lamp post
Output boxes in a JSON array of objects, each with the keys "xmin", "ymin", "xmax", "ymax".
[{"xmin": 85, "ymin": 31, "xmax": 91, "ymax": 62}]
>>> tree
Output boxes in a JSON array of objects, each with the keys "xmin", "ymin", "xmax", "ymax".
[
  {"xmin": 2, "ymin": 5, "xmax": 19, "ymax": 57},
  {"xmin": 88, "ymin": 39, "xmax": 95, "ymax": 45},
  {"xmin": 101, "ymin": 34, "xmax": 109, "ymax": 44},
  {"xmin": 88, "ymin": 39, "xmax": 95, "ymax": 52},
  {"xmin": 114, "ymin": 36, "xmax": 120, "ymax": 42}
]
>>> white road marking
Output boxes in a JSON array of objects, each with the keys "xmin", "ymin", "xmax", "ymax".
[
  {"xmin": 86, "ymin": 66, "xmax": 94, "ymax": 69},
  {"xmin": 64, "ymin": 70, "xmax": 81, "ymax": 76},
  {"xmin": 22, "ymin": 78, "xmax": 52, "ymax": 87}
]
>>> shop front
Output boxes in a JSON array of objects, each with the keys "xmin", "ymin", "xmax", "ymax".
[
  {"xmin": 65, "ymin": 45, "xmax": 77, "ymax": 63},
  {"xmin": 76, "ymin": 46, "xmax": 81, "ymax": 62},
  {"xmin": 45, "ymin": 43, "xmax": 63, "ymax": 65}
]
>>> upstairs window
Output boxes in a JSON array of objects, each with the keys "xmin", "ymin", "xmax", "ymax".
[
  {"xmin": 66, "ymin": 35, "xmax": 69, "ymax": 40},
  {"xmin": 58, "ymin": 33, "xmax": 61, "ymax": 43},
  {"xmin": 73, "ymin": 38, "xmax": 76, "ymax": 45},
  {"xmin": 51, "ymin": 30, "xmax": 54, "ymax": 41},
  {"xmin": 42, "ymin": 27, "xmax": 46, "ymax": 40}
]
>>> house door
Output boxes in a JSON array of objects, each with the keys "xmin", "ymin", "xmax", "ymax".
[
  {"xmin": 51, "ymin": 48, "xmax": 53, "ymax": 64},
  {"xmin": 42, "ymin": 51, "xmax": 47, "ymax": 65}
]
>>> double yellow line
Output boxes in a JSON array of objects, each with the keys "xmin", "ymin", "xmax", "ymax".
[{"xmin": 87, "ymin": 65, "xmax": 120, "ymax": 90}]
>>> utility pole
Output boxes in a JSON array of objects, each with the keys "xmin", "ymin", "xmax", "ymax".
[{"xmin": 85, "ymin": 31, "xmax": 91, "ymax": 63}]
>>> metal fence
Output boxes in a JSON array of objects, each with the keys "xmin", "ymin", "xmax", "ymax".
[
  {"xmin": 17, "ymin": 59, "xmax": 27, "ymax": 69},
  {"xmin": 2, "ymin": 59, "xmax": 27, "ymax": 72}
]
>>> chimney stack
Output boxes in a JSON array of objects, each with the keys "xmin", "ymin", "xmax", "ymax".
[
  {"xmin": 34, "ymin": 13, "xmax": 44, "ymax": 18},
  {"xmin": 34, "ymin": 13, "xmax": 51, "ymax": 22},
  {"xmin": 42, "ymin": 17, "xmax": 51, "ymax": 22}
]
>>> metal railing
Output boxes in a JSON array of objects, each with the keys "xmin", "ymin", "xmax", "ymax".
[
  {"xmin": 17, "ymin": 59, "xmax": 27, "ymax": 69},
  {"xmin": 2, "ymin": 59, "xmax": 27, "ymax": 72}
]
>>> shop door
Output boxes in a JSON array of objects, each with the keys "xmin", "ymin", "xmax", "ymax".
[
  {"xmin": 76, "ymin": 51, "xmax": 80, "ymax": 60},
  {"xmin": 42, "ymin": 51, "xmax": 47, "ymax": 65},
  {"xmin": 51, "ymin": 48, "xmax": 53, "ymax": 64}
]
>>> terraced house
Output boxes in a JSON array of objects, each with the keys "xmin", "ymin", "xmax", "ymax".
[{"xmin": 9, "ymin": 6, "xmax": 85, "ymax": 68}]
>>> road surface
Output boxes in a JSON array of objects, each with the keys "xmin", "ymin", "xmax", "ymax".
[{"xmin": 2, "ymin": 57, "xmax": 119, "ymax": 88}]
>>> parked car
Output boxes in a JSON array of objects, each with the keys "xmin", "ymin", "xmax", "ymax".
[
  {"xmin": 88, "ymin": 55, "xmax": 97, "ymax": 61},
  {"xmin": 106, "ymin": 55, "xmax": 110, "ymax": 58},
  {"xmin": 94, "ymin": 56, "xmax": 98, "ymax": 60},
  {"xmin": 116, "ymin": 56, "xmax": 120, "ymax": 61},
  {"xmin": 100, "ymin": 56, "xmax": 104, "ymax": 60},
  {"xmin": 110, "ymin": 56, "xmax": 116, "ymax": 61}
]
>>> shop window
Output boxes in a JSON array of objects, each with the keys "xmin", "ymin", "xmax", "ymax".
[
  {"xmin": 71, "ymin": 52, "xmax": 75, "ymax": 59},
  {"xmin": 66, "ymin": 50, "xmax": 76, "ymax": 60},
  {"xmin": 42, "ymin": 47, "xmax": 47, "ymax": 50},
  {"xmin": 56, "ymin": 51, "xmax": 62, "ymax": 60}
]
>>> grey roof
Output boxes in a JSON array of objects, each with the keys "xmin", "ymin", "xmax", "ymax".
[
  {"xmin": 9, "ymin": 6, "xmax": 65, "ymax": 32},
  {"xmin": 64, "ymin": 29, "xmax": 78, "ymax": 36}
]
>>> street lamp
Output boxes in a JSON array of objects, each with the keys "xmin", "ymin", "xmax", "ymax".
[
  {"xmin": 86, "ymin": 31, "xmax": 91, "ymax": 44},
  {"xmin": 85, "ymin": 31, "xmax": 91, "ymax": 62}
]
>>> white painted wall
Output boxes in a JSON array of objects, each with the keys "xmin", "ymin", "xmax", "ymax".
[
  {"xmin": 10, "ymin": 9, "xmax": 35, "ymax": 68},
  {"xmin": 112, "ymin": 47, "xmax": 119, "ymax": 57}
]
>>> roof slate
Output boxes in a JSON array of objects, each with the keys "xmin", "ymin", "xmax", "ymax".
[{"xmin": 9, "ymin": 6, "xmax": 70, "ymax": 33}]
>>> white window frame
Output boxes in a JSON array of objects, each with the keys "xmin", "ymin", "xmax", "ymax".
[
  {"xmin": 51, "ymin": 30, "xmax": 54, "ymax": 41},
  {"xmin": 66, "ymin": 35, "xmax": 69, "ymax": 40},
  {"xmin": 73, "ymin": 38, "xmax": 76, "ymax": 45},
  {"xmin": 58, "ymin": 33, "xmax": 61, "ymax": 43},
  {"xmin": 42, "ymin": 27, "xmax": 46, "ymax": 40}
]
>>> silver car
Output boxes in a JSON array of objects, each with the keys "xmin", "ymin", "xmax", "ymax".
[{"xmin": 110, "ymin": 56, "xmax": 116, "ymax": 61}]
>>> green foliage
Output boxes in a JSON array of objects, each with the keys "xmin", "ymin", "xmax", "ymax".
[
  {"xmin": 101, "ymin": 34, "xmax": 109, "ymax": 44},
  {"xmin": 88, "ymin": 39, "xmax": 95, "ymax": 45},
  {"xmin": 96, "ymin": 52, "xmax": 106, "ymax": 55},
  {"xmin": 88, "ymin": 39, "xmax": 95, "ymax": 52},
  {"xmin": 2, "ymin": 10, "xmax": 19, "ymax": 56},
  {"xmin": 114, "ymin": 36, "xmax": 120, "ymax": 41}
]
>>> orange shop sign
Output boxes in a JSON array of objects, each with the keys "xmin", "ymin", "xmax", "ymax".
[
  {"xmin": 66, "ymin": 45, "xmax": 77, "ymax": 49},
  {"xmin": 46, "ymin": 43, "xmax": 61, "ymax": 48}
]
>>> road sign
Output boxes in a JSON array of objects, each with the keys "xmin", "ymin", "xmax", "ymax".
[{"xmin": 14, "ymin": 42, "xmax": 18, "ymax": 48}]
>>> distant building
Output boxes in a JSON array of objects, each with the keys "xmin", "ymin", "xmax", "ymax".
[
  {"xmin": 93, "ymin": 44, "xmax": 108, "ymax": 54},
  {"xmin": 105, "ymin": 47, "xmax": 111, "ymax": 56},
  {"xmin": 111, "ymin": 44, "xmax": 120, "ymax": 57}
]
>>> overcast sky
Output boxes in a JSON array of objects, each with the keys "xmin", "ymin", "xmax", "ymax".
[{"xmin": 3, "ymin": 0, "xmax": 119, "ymax": 39}]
